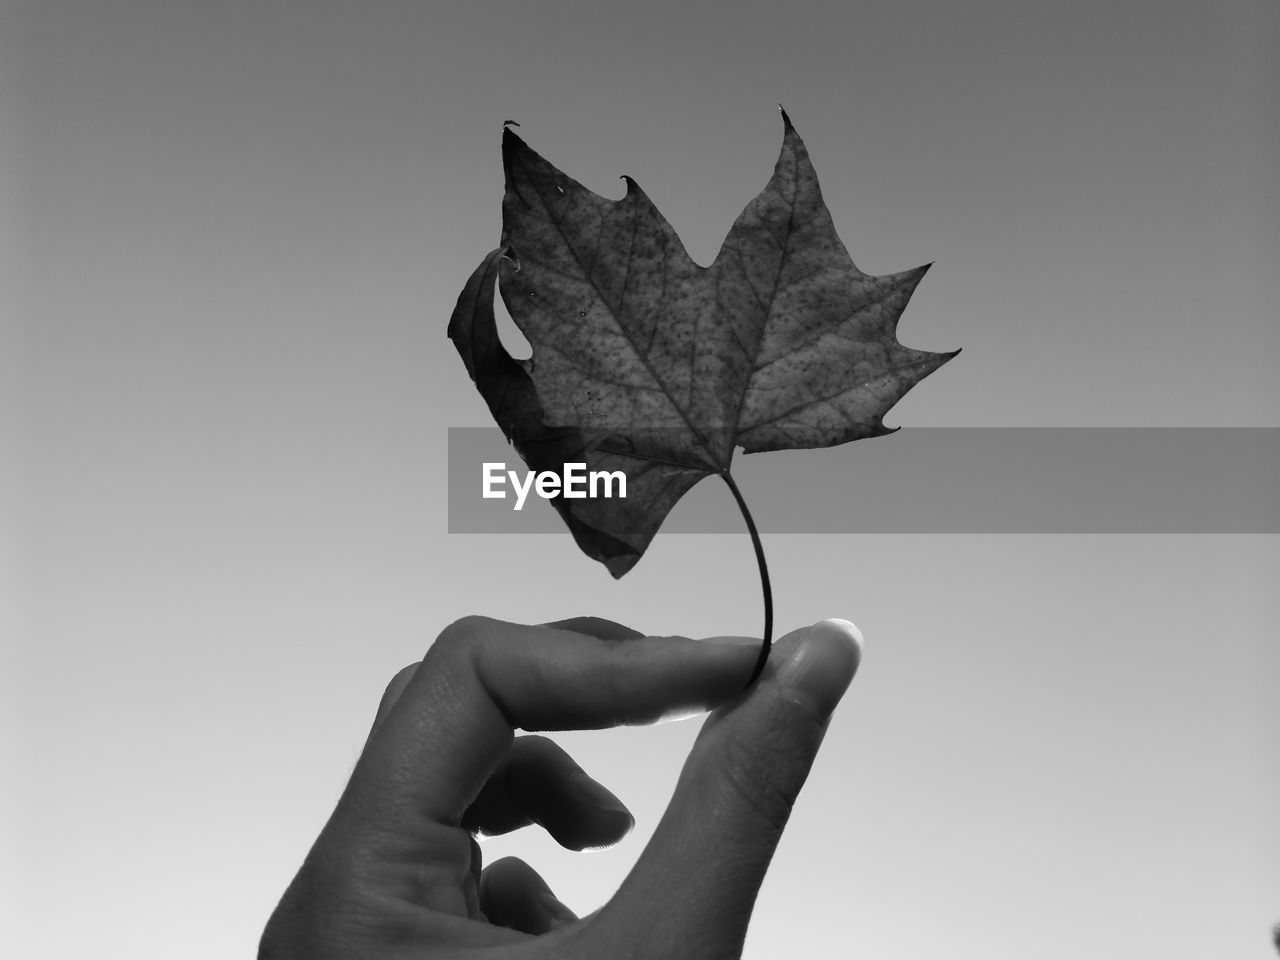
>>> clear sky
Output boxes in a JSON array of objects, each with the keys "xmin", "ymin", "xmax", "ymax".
[{"xmin": 4, "ymin": 2, "xmax": 1278, "ymax": 958}]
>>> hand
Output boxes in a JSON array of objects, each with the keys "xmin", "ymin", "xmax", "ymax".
[{"xmin": 259, "ymin": 614, "xmax": 862, "ymax": 959}]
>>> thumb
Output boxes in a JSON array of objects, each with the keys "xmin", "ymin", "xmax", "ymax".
[{"xmin": 598, "ymin": 619, "xmax": 862, "ymax": 958}]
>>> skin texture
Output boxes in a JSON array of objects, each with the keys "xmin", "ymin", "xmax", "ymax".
[{"xmin": 259, "ymin": 614, "xmax": 862, "ymax": 959}]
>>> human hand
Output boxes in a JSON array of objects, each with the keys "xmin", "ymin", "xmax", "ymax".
[{"xmin": 259, "ymin": 614, "xmax": 862, "ymax": 959}]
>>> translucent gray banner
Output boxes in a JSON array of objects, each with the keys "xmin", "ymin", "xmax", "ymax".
[{"xmin": 447, "ymin": 428, "xmax": 1278, "ymax": 533}]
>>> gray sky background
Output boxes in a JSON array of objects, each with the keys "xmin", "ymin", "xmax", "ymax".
[{"xmin": 4, "ymin": 2, "xmax": 1277, "ymax": 957}]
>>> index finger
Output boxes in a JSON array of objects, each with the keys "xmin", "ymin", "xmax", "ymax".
[
  {"xmin": 346, "ymin": 616, "xmax": 759, "ymax": 830},
  {"xmin": 361, "ymin": 616, "xmax": 644, "ymax": 743}
]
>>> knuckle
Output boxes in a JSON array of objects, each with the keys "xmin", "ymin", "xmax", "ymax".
[
  {"xmin": 384, "ymin": 662, "xmax": 419, "ymax": 694},
  {"xmin": 479, "ymin": 855, "xmax": 535, "ymax": 896},
  {"xmin": 513, "ymin": 733, "xmax": 558, "ymax": 759},
  {"xmin": 432, "ymin": 615, "xmax": 497, "ymax": 661},
  {"xmin": 484, "ymin": 854, "xmax": 524, "ymax": 873},
  {"xmin": 436, "ymin": 613, "xmax": 491, "ymax": 644},
  {"xmin": 372, "ymin": 662, "xmax": 421, "ymax": 720}
]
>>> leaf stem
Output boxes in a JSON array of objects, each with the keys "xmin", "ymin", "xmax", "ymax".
[{"xmin": 721, "ymin": 471, "xmax": 772, "ymax": 689}]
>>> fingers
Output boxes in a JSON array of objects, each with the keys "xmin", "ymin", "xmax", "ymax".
[
  {"xmin": 479, "ymin": 856, "xmax": 579, "ymax": 935},
  {"xmin": 461, "ymin": 735, "xmax": 634, "ymax": 850},
  {"xmin": 345, "ymin": 615, "xmax": 759, "ymax": 834},
  {"xmin": 364, "ymin": 618, "xmax": 639, "ymax": 745},
  {"xmin": 598, "ymin": 619, "xmax": 862, "ymax": 957}
]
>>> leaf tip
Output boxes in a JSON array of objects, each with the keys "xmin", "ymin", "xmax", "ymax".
[
  {"xmin": 501, "ymin": 127, "xmax": 536, "ymax": 208},
  {"xmin": 501, "ymin": 123, "xmax": 525, "ymax": 153},
  {"xmin": 604, "ymin": 557, "xmax": 635, "ymax": 579},
  {"xmin": 777, "ymin": 103, "xmax": 795, "ymax": 132}
]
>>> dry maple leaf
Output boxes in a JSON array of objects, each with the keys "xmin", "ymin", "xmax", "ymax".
[{"xmin": 449, "ymin": 108, "xmax": 958, "ymax": 682}]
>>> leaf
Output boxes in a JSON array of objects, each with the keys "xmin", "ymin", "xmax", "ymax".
[{"xmin": 449, "ymin": 109, "xmax": 958, "ymax": 579}]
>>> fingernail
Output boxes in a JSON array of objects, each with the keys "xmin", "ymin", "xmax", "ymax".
[
  {"xmin": 776, "ymin": 619, "xmax": 863, "ymax": 719},
  {"xmin": 700, "ymin": 634, "xmax": 760, "ymax": 647},
  {"xmin": 540, "ymin": 891, "xmax": 578, "ymax": 927},
  {"xmin": 571, "ymin": 772, "xmax": 634, "ymax": 826}
]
